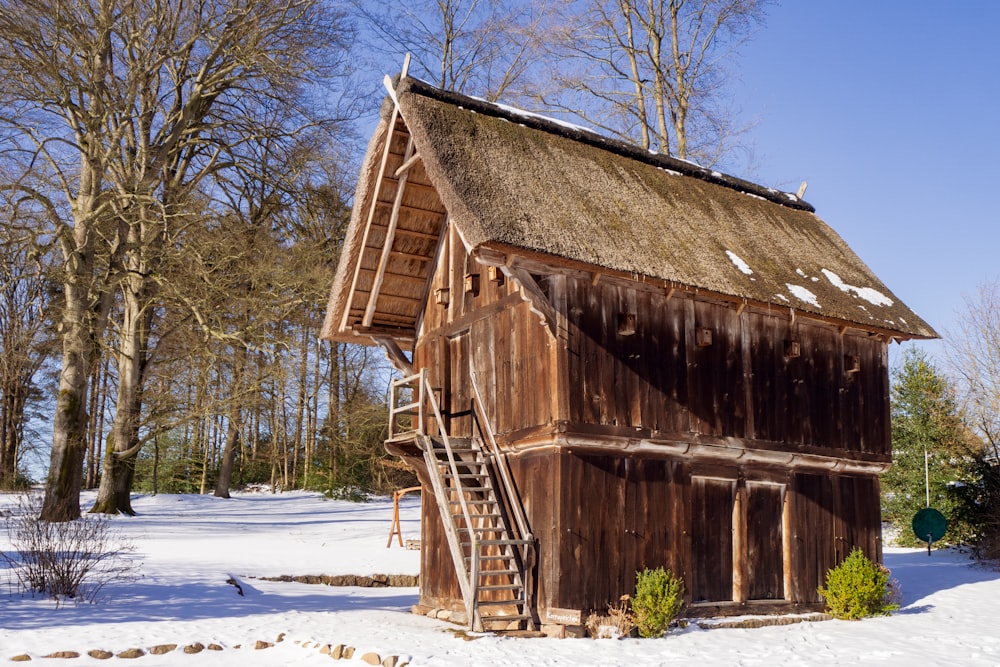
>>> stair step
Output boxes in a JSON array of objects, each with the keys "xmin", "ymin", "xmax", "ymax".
[
  {"xmin": 478, "ymin": 584, "xmax": 523, "ymax": 592},
  {"xmin": 477, "ymin": 598, "xmax": 526, "ymax": 607},
  {"xmin": 453, "ymin": 517, "xmax": 503, "ymax": 525},
  {"xmin": 447, "ymin": 499, "xmax": 495, "ymax": 505},
  {"xmin": 478, "ymin": 568, "xmax": 519, "ymax": 576},
  {"xmin": 479, "ymin": 614, "xmax": 533, "ymax": 625}
]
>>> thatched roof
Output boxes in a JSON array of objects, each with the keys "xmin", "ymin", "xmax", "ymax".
[{"xmin": 322, "ymin": 76, "xmax": 936, "ymax": 343}]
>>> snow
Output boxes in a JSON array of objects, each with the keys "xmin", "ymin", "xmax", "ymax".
[
  {"xmin": 786, "ymin": 283, "xmax": 821, "ymax": 308},
  {"xmin": 489, "ymin": 100, "xmax": 593, "ymax": 134},
  {"xmin": 725, "ymin": 251, "xmax": 753, "ymax": 276},
  {"xmin": 821, "ymin": 269, "xmax": 894, "ymax": 307},
  {"xmin": 2, "ymin": 491, "xmax": 999, "ymax": 665}
]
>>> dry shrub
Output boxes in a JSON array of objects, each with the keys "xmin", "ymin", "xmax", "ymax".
[
  {"xmin": 586, "ymin": 595, "xmax": 636, "ymax": 639},
  {"xmin": 1, "ymin": 494, "xmax": 139, "ymax": 603}
]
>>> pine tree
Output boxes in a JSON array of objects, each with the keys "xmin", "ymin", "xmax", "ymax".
[{"xmin": 883, "ymin": 347, "xmax": 978, "ymax": 545}]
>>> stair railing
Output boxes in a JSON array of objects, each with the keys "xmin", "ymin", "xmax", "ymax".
[
  {"xmin": 468, "ymin": 364, "xmax": 535, "ymax": 626},
  {"xmin": 468, "ymin": 365, "xmax": 533, "ymax": 546},
  {"xmin": 391, "ymin": 368, "xmax": 479, "ymax": 625}
]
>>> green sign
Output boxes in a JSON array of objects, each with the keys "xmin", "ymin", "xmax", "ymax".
[{"xmin": 912, "ymin": 507, "xmax": 947, "ymax": 544}]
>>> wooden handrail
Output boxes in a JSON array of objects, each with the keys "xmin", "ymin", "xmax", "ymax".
[{"xmin": 468, "ymin": 366, "xmax": 534, "ymax": 547}]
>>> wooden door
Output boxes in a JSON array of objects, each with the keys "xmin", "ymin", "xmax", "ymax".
[
  {"xmin": 445, "ymin": 330, "xmax": 472, "ymax": 437},
  {"xmin": 746, "ymin": 481, "xmax": 785, "ymax": 600},
  {"xmin": 690, "ymin": 476, "xmax": 735, "ymax": 602}
]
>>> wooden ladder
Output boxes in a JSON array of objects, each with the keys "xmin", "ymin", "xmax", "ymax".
[{"xmin": 390, "ymin": 370, "xmax": 536, "ymax": 632}]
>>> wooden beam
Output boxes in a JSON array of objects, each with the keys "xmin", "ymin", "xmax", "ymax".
[
  {"xmin": 341, "ymin": 94, "xmax": 404, "ymax": 333},
  {"xmin": 356, "ymin": 267, "xmax": 427, "ymax": 285},
  {"xmin": 475, "ymin": 241, "xmax": 927, "ymax": 342},
  {"xmin": 508, "ymin": 267, "xmax": 560, "ymax": 340},
  {"xmin": 373, "ymin": 200, "xmax": 446, "ymax": 218},
  {"xmin": 393, "ymin": 151, "xmax": 422, "ymax": 178},
  {"xmin": 389, "ymin": 249, "xmax": 434, "ymax": 262},
  {"xmin": 364, "ymin": 134, "xmax": 416, "ymax": 327},
  {"xmin": 371, "ymin": 335, "xmax": 414, "ymax": 375},
  {"xmin": 414, "ymin": 214, "xmax": 450, "ymax": 340},
  {"xmin": 353, "ymin": 324, "xmax": 415, "ymax": 343}
]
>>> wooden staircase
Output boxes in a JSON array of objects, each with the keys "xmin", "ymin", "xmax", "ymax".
[{"xmin": 389, "ymin": 369, "xmax": 536, "ymax": 633}]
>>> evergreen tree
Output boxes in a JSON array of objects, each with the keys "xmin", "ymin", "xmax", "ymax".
[{"xmin": 883, "ymin": 347, "xmax": 978, "ymax": 545}]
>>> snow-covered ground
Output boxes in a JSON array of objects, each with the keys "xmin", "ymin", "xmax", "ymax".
[{"xmin": 1, "ymin": 490, "xmax": 998, "ymax": 666}]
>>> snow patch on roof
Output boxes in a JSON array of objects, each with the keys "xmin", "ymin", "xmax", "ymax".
[
  {"xmin": 489, "ymin": 100, "xmax": 594, "ymax": 133},
  {"xmin": 726, "ymin": 251, "xmax": 753, "ymax": 276},
  {"xmin": 787, "ymin": 284, "xmax": 820, "ymax": 308},
  {"xmin": 775, "ymin": 294, "xmax": 789, "ymax": 302},
  {"xmin": 822, "ymin": 269, "xmax": 893, "ymax": 307}
]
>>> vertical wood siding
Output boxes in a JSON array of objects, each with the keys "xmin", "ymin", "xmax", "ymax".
[{"xmin": 561, "ymin": 275, "xmax": 890, "ymax": 458}]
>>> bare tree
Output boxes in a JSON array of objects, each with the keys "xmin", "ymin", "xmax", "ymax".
[
  {"xmin": 0, "ymin": 208, "xmax": 55, "ymax": 487},
  {"xmin": 352, "ymin": 0, "xmax": 550, "ymax": 100},
  {"xmin": 543, "ymin": 0, "xmax": 768, "ymax": 164},
  {"xmin": 0, "ymin": 0, "xmax": 353, "ymax": 519},
  {"xmin": 948, "ymin": 281, "xmax": 1000, "ymax": 462}
]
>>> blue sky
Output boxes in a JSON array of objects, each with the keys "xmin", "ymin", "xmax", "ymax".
[{"xmin": 735, "ymin": 2, "xmax": 1000, "ymax": 361}]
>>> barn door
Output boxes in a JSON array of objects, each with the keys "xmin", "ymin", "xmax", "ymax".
[
  {"xmin": 690, "ymin": 476, "xmax": 735, "ymax": 603},
  {"xmin": 444, "ymin": 330, "xmax": 472, "ymax": 437},
  {"xmin": 745, "ymin": 481, "xmax": 786, "ymax": 600}
]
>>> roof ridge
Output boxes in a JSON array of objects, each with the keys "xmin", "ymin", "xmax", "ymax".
[{"xmin": 397, "ymin": 76, "xmax": 815, "ymax": 214}]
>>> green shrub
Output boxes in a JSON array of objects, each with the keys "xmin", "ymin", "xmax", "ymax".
[
  {"xmin": 632, "ymin": 567, "xmax": 685, "ymax": 637},
  {"xmin": 818, "ymin": 548, "xmax": 899, "ymax": 620}
]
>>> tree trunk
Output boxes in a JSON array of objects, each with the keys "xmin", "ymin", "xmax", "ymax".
[
  {"xmin": 0, "ymin": 381, "xmax": 27, "ymax": 485},
  {"xmin": 41, "ymin": 288, "xmax": 92, "ymax": 521},
  {"xmin": 152, "ymin": 435, "xmax": 159, "ymax": 495},
  {"xmin": 215, "ymin": 344, "xmax": 249, "ymax": 498},
  {"xmin": 214, "ymin": 415, "xmax": 241, "ymax": 498},
  {"xmin": 91, "ymin": 270, "xmax": 149, "ymax": 515}
]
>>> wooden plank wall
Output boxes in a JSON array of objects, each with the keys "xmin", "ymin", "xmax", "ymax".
[
  {"xmin": 418, "ymin": 449, "xmax": 884, "ymax": 615},
  {"xmin": 561, "ymin": 275, "xmax": 890, "ymax": 458},
  {"xmin": 412, "ymin": 224, "xmax": 555, "ymax": 438},
  {"xmin": 418, "ymin": 488, "xmax": 462, "ymax": 610}
]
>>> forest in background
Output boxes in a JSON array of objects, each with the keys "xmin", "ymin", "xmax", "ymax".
[{"xmin": 0, "ymin": 0, "xmax": 772, "ymax": 518}]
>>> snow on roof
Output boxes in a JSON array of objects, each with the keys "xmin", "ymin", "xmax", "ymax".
[
  {"xmin": 787, "ymin": 283, "xmax": 821, "ymax": 308},
  {"xmin": 821, "ymin": 268, "xmax": 894, "ymax": 307},
  {"xmin": 726, "ymin": 250, "xmax": 754, "ymax": 276}
]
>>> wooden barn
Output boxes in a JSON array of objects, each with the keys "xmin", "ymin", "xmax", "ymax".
[{"xmin": 321, "ymin": 75, "xmax": 936, "ymax": 633}]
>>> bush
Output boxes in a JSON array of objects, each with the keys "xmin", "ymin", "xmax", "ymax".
[
  {"xmin": 1, "ymin": 494, "xmax": 139, "ymax": 604},
  {"xmin": 632, "ymin": 567, "xmax": 685, "ymax": 638},
  {"xmin": 818, "ymin": 548, "xmax": 899, "ymax": 620}
]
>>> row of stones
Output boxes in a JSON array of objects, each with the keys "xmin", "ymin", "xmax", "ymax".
[
  {"xmin": 256, "ymin": 573, "xmax": 419, "ymax": 587},
  {"xmin": 306, "ymin": 642, "xmax": 407, "ymax": 666},
  {"xmin": 9, "ymin": 634, "xmax": 409, "ymax": 666}
]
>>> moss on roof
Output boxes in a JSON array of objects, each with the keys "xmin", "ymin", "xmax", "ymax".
[{"xmin": 396, "ymin": 78, "xmax": 935, "ymax": 339}]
